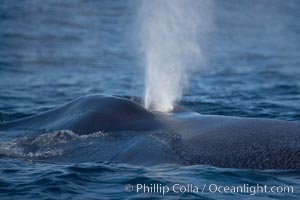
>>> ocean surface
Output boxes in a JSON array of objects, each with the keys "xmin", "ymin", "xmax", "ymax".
[{"xmin": 0, "ymin": 0, "xmax": 299, "ymax": 199}]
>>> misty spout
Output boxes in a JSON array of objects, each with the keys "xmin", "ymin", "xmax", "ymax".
[{"xmin": 139, "ymin": 0, "xmax": 204, "ymax": 112}]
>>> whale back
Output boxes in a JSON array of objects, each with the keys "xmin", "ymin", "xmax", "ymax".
[
  {"xmin": 0, "ymin": 95, "xmax": 162, "ymax": 134},
  {"xmin": 158, "ymin": 113, "xmax": 300, "ymax": 169},
  {"xmin": 0, "ymin": 94, "xmax": 299, "ymax": 169}
]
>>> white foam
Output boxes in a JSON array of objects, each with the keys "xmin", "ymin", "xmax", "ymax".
[{"xmin": 0, "ymin": 130, "xmax": 109, "ymax": 159}]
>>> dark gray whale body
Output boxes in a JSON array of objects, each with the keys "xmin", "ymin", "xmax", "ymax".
[
  {"xmin": 0, "ymin": 94, "xmax": 299, "ymax": 170},
  {"xmin": 0, "ymin": 95, "xmax": 161, "ymax": 134}
]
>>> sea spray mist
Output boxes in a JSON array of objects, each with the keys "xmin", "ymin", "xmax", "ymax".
[{"xmin": 138, "ymin": 0, "xmax": 209, "ymax": 112}]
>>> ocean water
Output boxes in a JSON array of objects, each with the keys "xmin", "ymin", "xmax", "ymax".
[{"xmin": 0, "ymin": 0, "xmax": 299, "ymax": 199}]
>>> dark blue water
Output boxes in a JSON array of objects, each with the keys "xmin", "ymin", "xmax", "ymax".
[{"xmin": 0, "ymin": 0, "xmax": 299, "ymax": 199}]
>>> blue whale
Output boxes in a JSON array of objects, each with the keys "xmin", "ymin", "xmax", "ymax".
[{"xmin": 0, "ymin": 94, "xmax": 299, "ymax": 169}]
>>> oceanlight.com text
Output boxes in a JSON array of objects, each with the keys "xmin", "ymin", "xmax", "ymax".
[{"xmin": 124, "ymin": 183, "xmax": 294, "ymax": 196}]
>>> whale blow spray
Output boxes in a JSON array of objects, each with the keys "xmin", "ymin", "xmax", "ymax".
[{"xmin": 139, "ymin": 0, "xmax": 207, "ymax": 112}]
